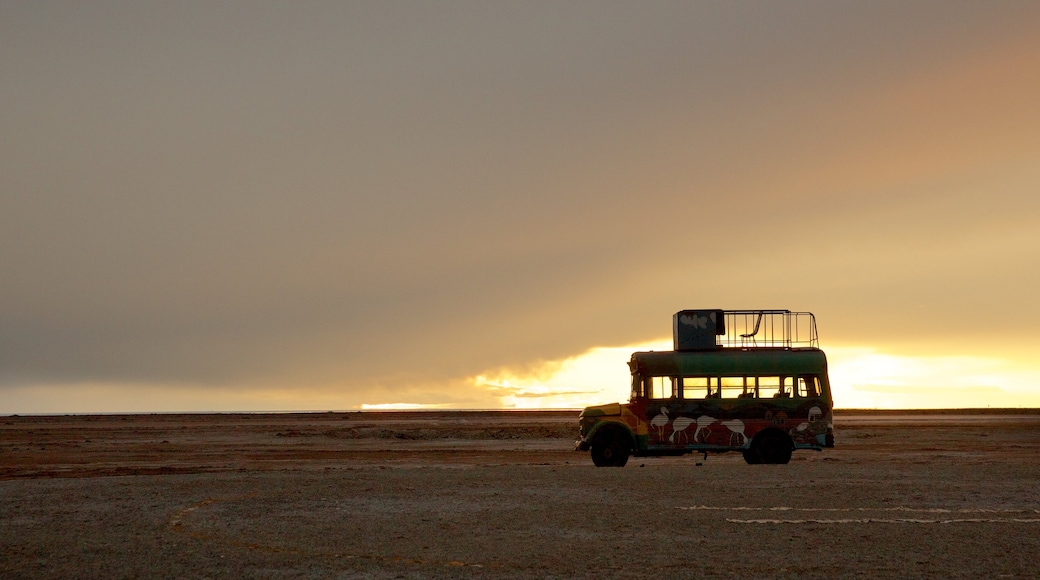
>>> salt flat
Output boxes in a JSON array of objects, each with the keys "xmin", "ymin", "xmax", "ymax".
[{"xmin": 2, "ymin": 410, "xmax": 1038, "ymax": 578}]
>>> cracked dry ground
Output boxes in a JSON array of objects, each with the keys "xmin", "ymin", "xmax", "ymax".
[{"xmin": 2, "ymin": 410, "xmax": 1039, "ymax": 578}]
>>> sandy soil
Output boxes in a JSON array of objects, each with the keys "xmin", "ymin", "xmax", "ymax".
[{"xmin": 2, "ymin": 410, "xmax": 1039, "ymax": 578}]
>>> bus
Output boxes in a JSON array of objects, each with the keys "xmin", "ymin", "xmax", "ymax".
[{"xmin": 576, "ymin": 310, "xmax": 834, "ymax": 466}]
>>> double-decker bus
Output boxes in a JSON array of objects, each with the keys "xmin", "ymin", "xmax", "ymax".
[{"xmin": 576, "ymin": 310, "xmax": 835, "ymax": 466}]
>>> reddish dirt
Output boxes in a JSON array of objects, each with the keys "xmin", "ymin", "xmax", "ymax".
[{"xmin": 2, "ymin": 410, "xmax": 1039, "ymax": 578}]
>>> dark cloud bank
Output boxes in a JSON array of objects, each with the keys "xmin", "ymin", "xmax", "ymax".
[{"xmin": 2, "ymin": 1, "xmax": 1038, "ymax": 408}]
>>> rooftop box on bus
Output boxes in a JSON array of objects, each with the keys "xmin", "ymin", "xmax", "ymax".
[{"xmin": 576, "ymin": 310, "xmax": 835, "ymax": 466}]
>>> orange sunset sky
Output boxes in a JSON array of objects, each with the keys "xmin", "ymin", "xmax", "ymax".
[{"xmin": 2, "ymin": 2, "xmax": 1039, "ymax": 413}]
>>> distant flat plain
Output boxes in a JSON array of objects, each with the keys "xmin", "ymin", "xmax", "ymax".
[{"xmin": 2, "ymin": 409, "xmax": 1038, "ymax": 578}]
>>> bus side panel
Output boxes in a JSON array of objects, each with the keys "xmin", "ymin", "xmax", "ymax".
[
  {"xmin": 641, "ymin": 397, "xmax": 830, "ymax": 451},
  {"xmin": 752, "ymin": 398, "xmax": 831, "ymax": 448}
]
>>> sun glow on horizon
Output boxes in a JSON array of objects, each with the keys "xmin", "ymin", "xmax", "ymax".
[
  {"xmin": 3, "ymin": 342, "xmax": 1038, "ymax": 415},
  {"xmin": 472, "ymin": 340, "xmax": 1040, "ymax": 410},
  {"xmin": 827, "ymin": 346, "xmax": 1040, "ymax": 409},
  {"xmin": 471, "ymin": 339, "xmax": 673, "ymax": 409}
]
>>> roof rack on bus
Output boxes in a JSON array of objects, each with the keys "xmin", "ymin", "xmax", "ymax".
[{"xmin": 673, "ymin": 309, "xmax": 819, "ymax": 351}]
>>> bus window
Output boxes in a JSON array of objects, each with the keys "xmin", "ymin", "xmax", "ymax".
[
  {"xmin": 650, "ymin": 376, "xmax": 676, "ymax": 399},
  {"xmin": 797, "ymin": 375, "xmax": 820, "ymax": 398},
  {"xmin": 682, "ymin": 377, "xmax": 708, "ymax": 399},
  {"xmin": 776, "ymin": 376, "xmax": 793, "ymax": 398},
  {"xmin": 758, "ymin": 376, "xmax": 781, "ymax": 398},
  {"xmin": 721, "ymin": 377, "xmax": 744, "ymax": 398},
  {"xmin": 738, "ymin": 376, "xmax": 758, "ymax": 398}
]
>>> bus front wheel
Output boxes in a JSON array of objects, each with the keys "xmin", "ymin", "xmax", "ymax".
[
  {"xmin": 590, "ymin": 431, "xmax": 630, "ymax": 467},
  {"xmin": 748, "ymin": 432, "xmax": 792, "ymax": 465}
]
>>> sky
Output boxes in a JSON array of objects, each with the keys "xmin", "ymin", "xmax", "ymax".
[{"xmin": 2, "ymin": 1, "xmax": 1039, "ymax": 413}]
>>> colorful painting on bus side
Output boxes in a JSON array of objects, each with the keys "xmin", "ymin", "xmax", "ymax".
[{"xmin": 632, "ymin": 398, "xmax": 830, "ymax": 449}]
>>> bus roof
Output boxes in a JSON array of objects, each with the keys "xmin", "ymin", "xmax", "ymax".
[{"xmin": 630, "ymin": 348, "xmax": 828, "ymax": 377}]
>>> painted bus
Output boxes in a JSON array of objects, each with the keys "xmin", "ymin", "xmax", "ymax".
[{"xmin": 576, "ymin": 310, "xmax": 835, "ymax": 466}]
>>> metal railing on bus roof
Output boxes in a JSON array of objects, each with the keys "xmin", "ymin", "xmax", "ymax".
[{"xmin": 720, "ymin": 310, "xmax": 819, "ymax": 349}]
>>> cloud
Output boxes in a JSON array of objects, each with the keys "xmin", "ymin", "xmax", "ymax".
[{"xmin": 2, "ymin": 2, "xmax": 1040, "ymax": 410}]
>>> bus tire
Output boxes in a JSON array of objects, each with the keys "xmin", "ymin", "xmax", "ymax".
[
  {"xmin": 590, "ymin": 428, "xmax": 631, "ymax": 467},
  {"xmin": 752, "ymin": 431, "xmax": 792, "ymax": 465},
  {"xmin": 742, "ymin": 449, "xmax": 761, "ymax": 465}
]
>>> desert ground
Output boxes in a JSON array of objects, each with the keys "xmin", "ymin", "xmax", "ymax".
[{"xmin": 2, "ymin": 409, "xmax": 1039, "ymax": 578}]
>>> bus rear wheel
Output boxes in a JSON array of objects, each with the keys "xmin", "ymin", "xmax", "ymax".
[
  {"xmin": 748, "ymin": 432, "xmax": 792, "ymax": 465},
  {"xmin": 590, "ymin": 431, "xmax": 630, "ymax": 467}
]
